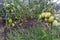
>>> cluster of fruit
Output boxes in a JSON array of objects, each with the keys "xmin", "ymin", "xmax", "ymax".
[
  {"xmin": 7, "ymin": 18, "xmax": 15, "ymax": 27},
  {"xmin": 39, "ymin": 12, "xmax": 58, "ymax": 27}
]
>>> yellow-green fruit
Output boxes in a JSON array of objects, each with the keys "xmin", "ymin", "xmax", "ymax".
[
  {"xmin": 12, "ymin": 23, "xmax": 15, "ymax": 27},
  {"xmin": 41, "ymin": 13, "xmax": 45, "ymax": 18},
  {"xmin": 11, "ymin": 9, "xmax": 13, "ymax": 12},
  {"xmin": 45, "ymin": 12, "xmax": 51, "ymax": 18},
  {"xmin": 8, "ymin": 18, "xmax": 12, "ymax": 23},
  {"xmin": 39, "ymin": 15, "xmax": 42, "ymax": 19},
  {"xmin": 39, "ymin": 15, "xmax": 44, "ymax": 21},
  {"xmin": 48, "ymin": 16, "xmax": 54, "ymax": 23},
  {"xmin": 52, "ymin": 20, "xmax": 58, "ymax": 27}
]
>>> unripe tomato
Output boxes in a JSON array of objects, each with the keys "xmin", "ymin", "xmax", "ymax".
[
  {"xmin": 45, "ymin": 12, "xmax": 51, "ymax": 18},
  {"xmin": 48, "ymin": 16, "xmax": 54, "ymax": 23},
  {"xmin": 11, "ymin": 9, "xmax": 14, "ymax": 12},
  {"xmin": 41, "ymin": 12, "xmax": 45, "ymax": 18},
  {"xmin": 11, "ymin": 23, "xmax": 15, "ymax": 27},
  {"xmin": 8, "ymin": 18, "xmax": 12, "ymax": 23},
  {"xmin": 39, "ymin": 15, "xmax": 42, "ymax": 19},
  {"xmin": 39, "ymin": 15, "xmax": 44, "ymax": 21},
  {"xmin": 52, "ymin": 20, "xmax": 58, "ymax": 27}
]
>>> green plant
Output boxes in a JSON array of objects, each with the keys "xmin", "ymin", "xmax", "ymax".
[
  {"xmin": 6, "ymin": 25, "xmax": 60, "ymax": 40},
  {"xmin": 2, "ymin": 0, "xmax": 55, "ymax": 27},
  {"xmin": 4, "ymin": 0, "xmax": 55, "ymax": 19}
]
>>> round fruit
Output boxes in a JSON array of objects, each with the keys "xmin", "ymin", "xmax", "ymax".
[
  {"xmin": 45, "ymin": 12, "xmax": 51, "ymax": 18},
  {"xmin": 11, "ymin": 9, "xmax": 14, "ymax": 12},
  {"xmin": 39, "ymin": 15, "xmax": 42, "ymax": 19},
  {"xmin": 48, "ymin": 16, "xmax": 54, "ymax": 23},
  {"xmin": 39, "ymin": 15, "xmax": 44, "ymax": 21},
  {"xmin": 12, "ymin": 23, "xmax": 15, "ymax": 27},
  {"xmin": 41, "ymin": 12, "xmax": 45, "ymax": 18},
  {"xmin": 52, "ymin": 20, "xmax": 58, "ymax": 27},
  {"xmin": 8, "ymin": 18, "xmax": 12, "ymax": 23}
]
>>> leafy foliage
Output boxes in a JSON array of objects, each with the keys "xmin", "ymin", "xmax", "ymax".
[
  {"xmin": 3, "ymin": 0, "xmax": 55, "ymax": 19},
  {"xmin": 7, "ymin": 26, "xmax": 60, "ymax": 40}
]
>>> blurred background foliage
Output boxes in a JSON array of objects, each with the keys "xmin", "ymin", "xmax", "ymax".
[{"xmin": 1, "ymin": 0, "xmax": 56, "ymax": 19}]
